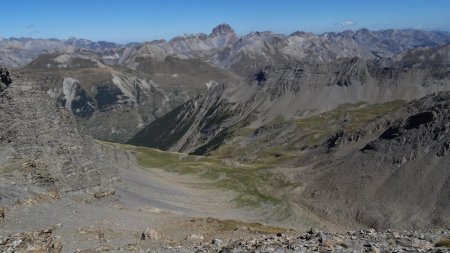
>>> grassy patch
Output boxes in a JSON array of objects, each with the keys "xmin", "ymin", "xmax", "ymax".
[
  {"xmin": 209, "ymin": 100, "xmax": 407, "ymax": 168},
  {"xmin": 205, "ymin": 217, "xmax": 291, "ymax": 234},
  {"xmin": 435, "ymin": 238, "xmax": 450, "ymax": 248},
  {"xmin": 247, "ymin": 147, "xmax": 298, "ymax": 169},
  {"xmin": 212, "ymin": 144, "xmax": 297, "ymax": 169},
  {"xmin": 211, "ymin": 144, "xmax": 240, "ymax": 159},
  {"xmin": 295, "ymin": 100, "xmax": 407, "ymax": 146},
  {"xmin": 100, "ymin": 141, "xmax": 284, "ymax": 208},
  {"xmin": 234, "ymin": 127, "xmax": 255, "ymax": 137},
  {"xmin": 0, "ymin": 165, "xmax": 16, "ymax": 174}
]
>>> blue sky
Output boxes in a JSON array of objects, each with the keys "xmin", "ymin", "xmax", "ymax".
[{"xmin": 1, "ymin": 0, "xmax": 449, "ymax": 43}]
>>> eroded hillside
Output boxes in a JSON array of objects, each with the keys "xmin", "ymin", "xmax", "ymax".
[{"xmin": 127, "ymin": 44, "xmax": 450, "ymax": 230}]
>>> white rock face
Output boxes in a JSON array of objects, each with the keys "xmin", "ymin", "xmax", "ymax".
[
  {"xmin": 111, "ymin": 74, "xmax": 134, "ymax": 102},
  {"xmin": 54, "ymin": 54, "xmax": 71, "ymax": 64},
  {"xmin": 62, "ymin": 78, "xmax": 80, "ymax": 111},
  {"xmin": 205, "ymin": 80, "xmax": 218, "ymax": 89}
]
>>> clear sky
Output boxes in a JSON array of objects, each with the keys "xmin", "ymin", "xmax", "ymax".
[{"xmin": 1, "ymin": 0, "xmax": 449, "ymax": 43}]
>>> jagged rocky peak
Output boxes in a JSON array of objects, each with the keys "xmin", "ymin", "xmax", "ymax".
[
  {"xmin": 210, "ymin": 23, "xmax": 236, "ymax": 37},
  {"xmin": 355, "ymin": 28, "xmax": 371, "ymax": 35},
  {"xmin": 171, "ymin": 32, "xmax": 208, "ymax": 41},
  {"xmin": 207, "ymin": 23, "xmax": 238, "ymax": 47},
  {"xmin": 66, "ymin": 36, "xmax": 120, "ymax": 50},
  {"xmin": 290, "ymin": 31, "xmax": 313, "ymax": 37}
]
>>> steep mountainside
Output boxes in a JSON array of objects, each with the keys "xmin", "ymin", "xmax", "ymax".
[
  {"xmin": 127, "ymin": 43, "xmax": 450, "ymax": 229},
  {"xmin": 129, "ymin": 44, "xmax": 450, "ymax": 154},
  {"xmin": 21, "ymin": 52, "xmax": 240, "ymax": 142},
  {"xmin": 0, "ymin": 70, "xmax": 132, "ymax": 206},
  {"xmin": 129, "ymin": 87, "xmax": 450, "ymax": 229},
  {"xmin": 297, "ymin": 92, "xmax": 450, "ymax": 229}
]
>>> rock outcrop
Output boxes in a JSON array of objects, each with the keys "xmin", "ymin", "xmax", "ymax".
[
  {"xmin": 300, "ymin": 92, "xmax": 450, "ymax": 230},
  {"xmin": 0, "ymin": 70, "xmax": 132, "ymax": 206},
  {"xmin": 195, "ymin": 229, "xmax": 450, "ymax": 253},
  {"xmin": 0, "ymin": 68, "xmax": 11, "ymax": 91},
  {"xmin": 0, "ymin": 228, "xmax": 62, "ymax": 253}
]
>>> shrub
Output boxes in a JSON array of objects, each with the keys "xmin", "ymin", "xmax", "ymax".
[{"xmin": 435, "ymin": 237, "xmax": 450, "ymax": 248}]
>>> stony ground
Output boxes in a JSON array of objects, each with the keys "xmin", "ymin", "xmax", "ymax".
[
  {"xmin": 197, "ymin": 229, "xmax": 450, "ymax": 253},
  {"xmin": 2, "ymin": 218, "xmax": 450, "ymax": 252}
]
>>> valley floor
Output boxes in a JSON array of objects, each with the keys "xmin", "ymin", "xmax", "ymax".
[
  {"xmin": 0, "ymin": 143, "xmax": 296, "ymax": 252},
  {"xmin": 1, "ymin": 142, "xmax": 450, "ymax": 252}
]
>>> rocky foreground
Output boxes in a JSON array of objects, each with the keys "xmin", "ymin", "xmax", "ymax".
[
  {"xmin": 198, "ymin": 229, "xmax": 450, "ymax": 253},
  {"xmin": 1, "ymin": 227, "xmax": 450, "ymax": 252},
  {"xmin": 140, "ymin": 229, "xmax": 450, "ymax": 253}
]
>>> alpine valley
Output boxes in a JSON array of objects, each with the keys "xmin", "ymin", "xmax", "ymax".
[{"xmin": 1, "ymin": 24, "xmax": 450, "ymax": 252}]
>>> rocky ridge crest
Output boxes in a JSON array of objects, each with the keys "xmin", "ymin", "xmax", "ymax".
[{"xmin": 0, "ymin": 70, "xmax": 133, "ymax": 206}]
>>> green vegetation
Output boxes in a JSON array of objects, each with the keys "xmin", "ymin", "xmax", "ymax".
[
  {"xmin": 295, "ymin": 100, "xmax": 407, "ymax": 146},
  {"xmin": 0, "ymin": 165, "xmax": 16, "ymax": 174},
  {"xmin": 234, "ymin": 127, "xmax": 255, "ymax": 137},
  {"xmin": 100, "ymin": 142, "xmax": 289, "ymax": 208},
  {"xmin": 209, "ymin": 100, "xmax": 407, "ymax": 167},
  {"xmin": 211, "ymin": 143, "xmax": 298, "ymax": 170},
  {"xmin": 205, "ymin": 217, "xmax": 291, "ymax": 234},
  {"xmin": 99, "ymin": 100, "xmax": 407, "ymax": 217},
  {"xmin": 435, "ymin": 237, "xmax": 450, "ymax": 248}
]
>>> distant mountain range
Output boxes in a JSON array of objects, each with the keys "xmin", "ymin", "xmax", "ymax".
[
  {"xmin": 2, "ymin": 24, "xmax": 449, "ymax": 70},
  {"xmin": 0, "ymin": 37, "xmax": 121, "ymax": 68},
  {"xmin": 3, "ymin": 24, "xmax": 450, "ymax": 143}
]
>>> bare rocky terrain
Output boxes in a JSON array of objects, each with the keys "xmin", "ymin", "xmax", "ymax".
[
  {"xmin": 1, "ymin": 67, "xmax": 450, "ymax": 252},
  {"xmin": 0, "ymin": 69, "xmax": 290, "ymax": 252},
  {"xmin": 20, "ymin": 53, "xmax": 240, "ymax": 142},
  {"xmin": 129, "ymin": 43, "xmax": 450, "ymax": 154},
  {"xmin": 127, "ymin": 41, "xmax": 450, "ymax": 233},
  {"xmin": 1, "ymin": 25, "xmax": 450, "ymax": 252}
]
